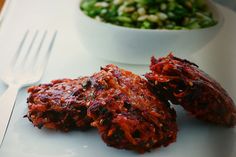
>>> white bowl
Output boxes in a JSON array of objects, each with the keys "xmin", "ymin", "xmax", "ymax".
[{"xmin": 77, "ymin": 0, "xmax": 223, "ymax": 64}]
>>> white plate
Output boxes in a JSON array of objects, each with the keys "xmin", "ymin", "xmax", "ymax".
[{"xmin": 0, "ymin": 0, "xmax": 236, "ymax": 157}]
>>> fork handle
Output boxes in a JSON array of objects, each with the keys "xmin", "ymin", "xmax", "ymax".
[{"xmin": 0, "ymin": 84, "xmax": 20, "ymax": 147}]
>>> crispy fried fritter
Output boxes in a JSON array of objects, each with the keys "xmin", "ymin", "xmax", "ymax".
[
  {"xmin": 26, "ymin": 64, "xmax": 178, "ymax": 153},
  {"xmin": 145, "ymin": 54, "xmax": 236, "ymax": 127},
  {"xmin": 88, "ymin": 64, "xmax": 177, "ymax": 153},
  {"xmin": 26, "ymin": 77, "xmax": 93, "ymax": 131}
]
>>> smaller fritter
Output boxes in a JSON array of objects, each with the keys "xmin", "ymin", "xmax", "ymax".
[
  {"xmin": 88, "ymin": 65, "xmax": 177, "ymax": 153},
  {"xmin": 145, "ymin": 54, "xmax": 236, "ymax": 127},
  {"xmin": 26, "ymin": 77, "xmax": 94, "ymax": 131}
]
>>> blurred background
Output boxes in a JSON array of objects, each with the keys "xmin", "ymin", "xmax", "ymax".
[
  {"xmin": 215, "ymin": 0, "xmax": 236, "ymax": 10},
  {"xmin": 0, "ymin": 0, "xmax": 4, "ymax": 10}
]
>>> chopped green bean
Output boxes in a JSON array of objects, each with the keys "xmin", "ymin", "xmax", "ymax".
[{"xmin": 117, "ymin": 16, "xmax": 132, "ymax": 23}]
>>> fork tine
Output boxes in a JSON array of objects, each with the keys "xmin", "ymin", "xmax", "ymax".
[
  {"xmin": 27, "ymin": 30, "xmax": 48, "ymax": 72},
  {"xmin": 34, "ymin": 30, "xmax": 47, "ymax": 59},
  {"xmin": 47, "ymin": 31, "xmax": 58, "ymax": 56},
  {"xmin": 35, "ymin": 30, "xmax": 58, "ymax": 76},
  {"xmin": 10, "ymin": 30, "xmax": 29, "ymax": 66},
  {"xmin": 21, "ymin": 30, "xmax": 39, "ymax": 68}
]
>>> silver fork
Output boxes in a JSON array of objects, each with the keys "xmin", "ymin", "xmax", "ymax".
[{"xmin": 0, "ymin": 30, "xmax": 57, "ymax": 146}]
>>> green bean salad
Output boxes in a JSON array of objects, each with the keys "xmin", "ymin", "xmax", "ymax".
[{"xmin": 80, "ymin": 0, "xmax": 217, "ymax": 30}]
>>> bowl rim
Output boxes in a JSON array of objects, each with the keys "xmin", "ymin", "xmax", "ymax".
[{"xmin": 78, "ymin": 0, "xmax": 224, "ymax": 33}]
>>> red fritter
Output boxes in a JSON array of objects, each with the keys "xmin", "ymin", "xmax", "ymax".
[
  {"xmin": 26, "ymin": 77, "xmax": 94, "ymax": 131},
  {"xmin": 88, "ymin": 64, "xmax": 177, "ymax": 153},
  {"xmin": 145, "ymin": 54, "xmax": 236, "ymax": 127}
]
